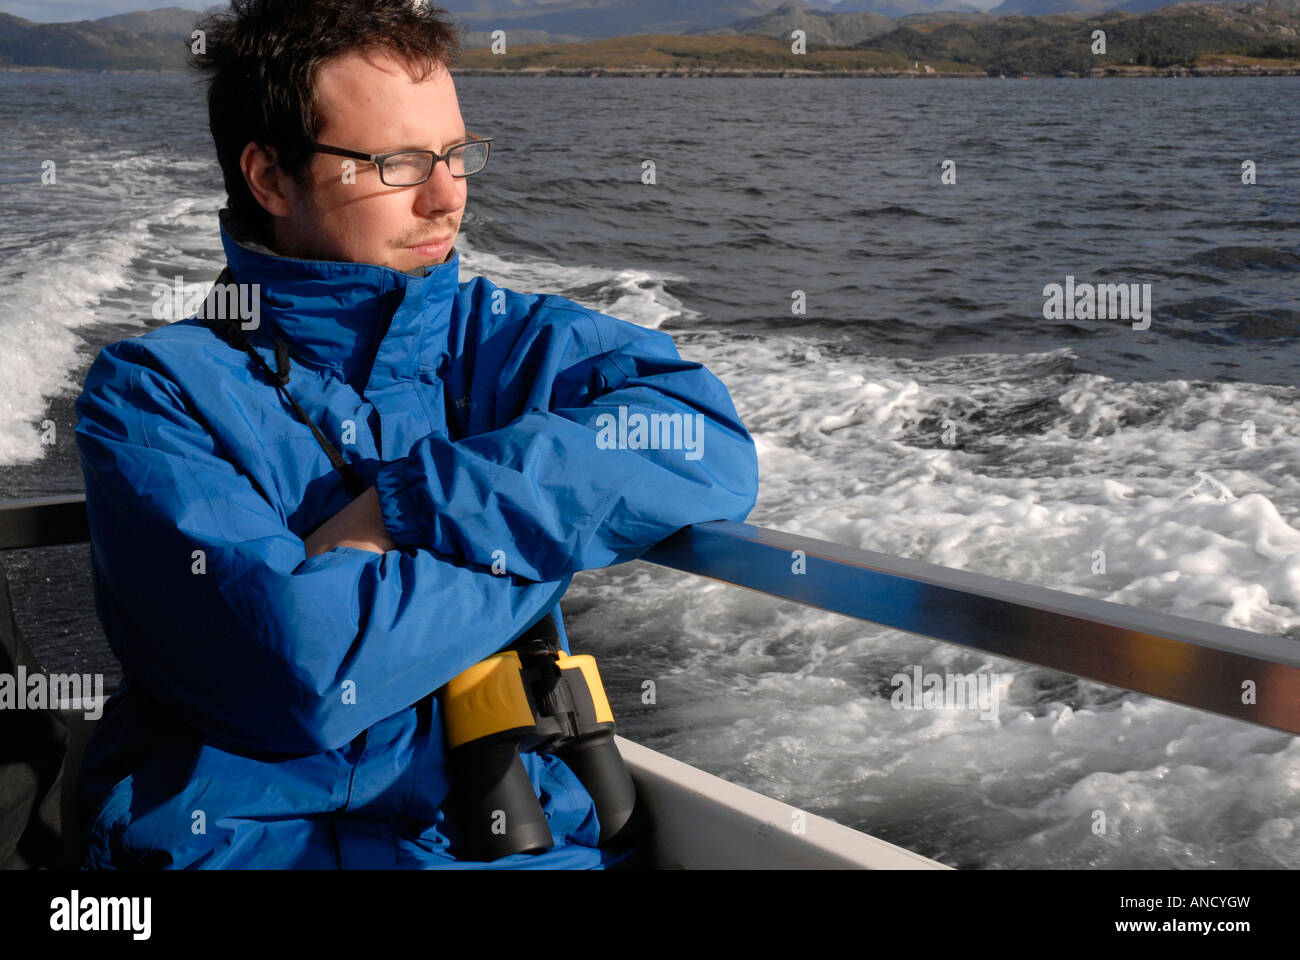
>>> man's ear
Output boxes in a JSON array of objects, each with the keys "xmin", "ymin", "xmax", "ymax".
[{"xmin": 239, "ymin": 141, "xmax": 294, "ymax": 218}]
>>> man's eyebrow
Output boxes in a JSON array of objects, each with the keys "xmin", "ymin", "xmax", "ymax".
[{"xmin": 383, "ymin": 128, "xmax": 471, "ymax": 153}]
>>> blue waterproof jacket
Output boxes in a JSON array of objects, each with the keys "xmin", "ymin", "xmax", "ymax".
[{"xmin": 72, "ymin": 212, "xmax": 759, "ymax": 869}]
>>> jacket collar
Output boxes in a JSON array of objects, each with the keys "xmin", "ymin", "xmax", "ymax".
[{"xmin": 217, "ymin": 209, "xmax": 460, "ymax": 389}]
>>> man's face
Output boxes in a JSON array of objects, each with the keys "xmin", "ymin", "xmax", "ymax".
[{"xmin": 254, "ymin": 48, "xmax": 468, "ymax": 274}]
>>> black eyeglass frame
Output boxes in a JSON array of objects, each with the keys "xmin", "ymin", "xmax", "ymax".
[{"xmin": 308, "ymin": 136, "xmax": 494, "ymax": 186}]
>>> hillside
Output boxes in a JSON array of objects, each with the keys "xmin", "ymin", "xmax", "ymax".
[
  {"xmin": 687, "ymin": 1, "xmax": 902, "ymax": 43},
  {"xmin": 0, "ymin": 11, "xmax": 193, "ymax": 70},
  {"xmin": 1, "ymin": 1, "xmax": 1296, "ymax": 75},
  {"xmin": 452, "ymin": 31, "xmax": 984, "ymax": 73},
  {"xmin": 855, "ymin": 1, "xmax": 1300, "ymax": 73},
  {"xmin": 92, "ymin": 6, "xmax": 213, "ymax": 37},
  {"xmin": 442, "ymin": 0, "xmax": 801, "ymax": 39},
  {"xmin": 450, "ymin": 0, "xmax": 1300, "ymax": 74}
]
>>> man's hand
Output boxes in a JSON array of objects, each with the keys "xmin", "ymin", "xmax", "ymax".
[{"xmin": 303, "ymin": 486, "xmax": 397, "ymax": 559}]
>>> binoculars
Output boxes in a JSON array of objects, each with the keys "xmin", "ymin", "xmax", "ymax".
[{"xmin": 439, "ymin": 613, "xmax": 646, "ymax": 861}]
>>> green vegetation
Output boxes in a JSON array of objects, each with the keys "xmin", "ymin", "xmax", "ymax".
[
  {"xmin": 455, "ymin": 33, "xmax": 980, "ymax": 74},
  {"xmin": 858, "ymin": 9, "xmax": 1300, "ymax": 75}
]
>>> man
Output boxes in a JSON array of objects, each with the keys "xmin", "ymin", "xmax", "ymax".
[{"xmin": 71, "ymin": 0, "xmax": 759, "ymax": 869}]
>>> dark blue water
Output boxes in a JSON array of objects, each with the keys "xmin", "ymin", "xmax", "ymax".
[{"xmin": 2, "ymin": 72, "xmax": 1298, "ymax": 869}]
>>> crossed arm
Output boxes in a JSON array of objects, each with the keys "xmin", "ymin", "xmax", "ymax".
[{"xmin": 303, "ymin": 486, "xmax": 394, "ymax": 559}]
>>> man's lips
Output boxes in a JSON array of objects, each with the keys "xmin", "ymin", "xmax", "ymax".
[{"xmin": 407, "ymin": 236, "xmax": 452, "ymax": 258}]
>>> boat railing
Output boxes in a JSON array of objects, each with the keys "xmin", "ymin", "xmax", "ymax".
[{"xmin": 2, "ymin": 494, "xmax": 1299, "ymax": 736}]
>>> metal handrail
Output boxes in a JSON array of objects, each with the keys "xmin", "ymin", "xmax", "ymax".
[
  {"xmin": 640, "ymin": 521, "xmax": 1300, "ymax": 736},
  {"xmin": 4, "ymin": 496, "xmax": 1299, "ymax": 735},
  {"xmin": 0, "ymin": 495, "xmax": 89, "ymax": 550}
]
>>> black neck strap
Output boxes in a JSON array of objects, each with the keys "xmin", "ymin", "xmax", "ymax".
[{"xmin": 204, "ymin": 266, "xmax": 367, "ymax": 499}]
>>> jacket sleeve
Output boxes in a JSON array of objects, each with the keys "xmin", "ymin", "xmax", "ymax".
[
  {"xmin": 73, "ymin": 344, "xmax": 570, "ymax": 758},
  {"xmin": 375, "ymin": 300, "xmax": 760, "ymax": 582}
]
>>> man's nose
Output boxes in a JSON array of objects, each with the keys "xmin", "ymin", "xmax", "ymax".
[{"xmin": 415, "ymin": 159, "xmax": 464, "ymax": 213}]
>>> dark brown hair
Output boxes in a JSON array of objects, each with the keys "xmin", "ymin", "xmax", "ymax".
[{"xmin": 191, "ymin": 0, "xmax": 463, "ymax": 241}]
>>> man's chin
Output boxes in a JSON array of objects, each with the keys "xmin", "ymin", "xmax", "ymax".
[{"xmin": 388, "ymin": 251, "xmax": 451, "ymax": 274}]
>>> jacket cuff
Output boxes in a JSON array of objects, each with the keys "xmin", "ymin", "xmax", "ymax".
[{"xmin": 375, "ymin": 456, "xmax": 428, "ymax": 547}]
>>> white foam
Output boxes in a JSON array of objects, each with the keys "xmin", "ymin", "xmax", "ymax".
[
  {"xmin": 0, "ymin": 219, "xmax": 152, "ymax": 463},
  {"xmin": 0, "ymin": 147, "xmax": 225, "ymax": 465},
  {"xmin": 457, "ymin": 235, "xmax": 692, "ymax": 330},
  {"xmin": 575, "ymin": 334, "xmax": 1300, "ymax": 868}
]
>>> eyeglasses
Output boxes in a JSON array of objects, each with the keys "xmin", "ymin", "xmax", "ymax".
[{"xmin": 309, "ymin": 135, "xmax": 494, "ymax": 186}]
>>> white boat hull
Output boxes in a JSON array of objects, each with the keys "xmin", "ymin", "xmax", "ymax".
[{"xmin": 616, "ymin": 736, "xmax": 948, "ymax": 869}]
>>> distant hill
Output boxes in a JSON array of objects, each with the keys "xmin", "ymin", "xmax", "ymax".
[
  {"xmin": 688, "ymin": 1, "xmax": 899, "ymax": 43},
  {"xmin": 447, "ymin": 0, "xmax": 987, "ymax": 41},
  {"xmin": 0, "ymin": 2, "xmax": 792, "ymax": 59},
  {"xmin": 442, "ymin": 0, "xmax": 800, "ymax": 39},
  {"xmin": 991, "ymin": 0, "xmax": 1299, "ymax": 13},
  {"xmin": 688, "ymin": 1, "xmax": 996, "ymax": 43},
  {"xmin": 824, "ymin": 0, "xmax": 985, "ymax": 14},
  {"xmin": 989, "ymin": 0, "xmax": 1127, "ymax": 12},
  {"xmin": 441, "ymin": 0, "xmax": 1300, "ymax": 22},
  {"xmin": 92, "ymin": 6, "xmax": 210, "ymax": 38},
  {"xmin": 2, "ymin": 0, "xmax": 1297, "ymax": 73},
  {"xmin": 855, "ymin": 1, "xmax": 1300, "ymax": 73},
  {"xmin": 461, "ymin": 28, "xmax": 588, "ymax": 48},
  {"xmin": 0, "ymin": 11, "xmax": 195, "ymax": 70},
  {"xmin": 451, "ymin": 0, "xmax": 1300, "ymax": 73},
  {"xmin": 454, "ymin": 29, "xmax": 985, "ymax": 72}
]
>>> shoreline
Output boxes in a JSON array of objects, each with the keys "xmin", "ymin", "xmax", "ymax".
[
  {"xmin": 3, "ymin": 64, "xmax": 1299, "ymax": 78},
  {"xmin": 452, "ymin": 64, "xmax": 1300, "ymax": 78}
]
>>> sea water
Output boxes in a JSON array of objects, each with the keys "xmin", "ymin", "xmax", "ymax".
[{"xmin": 1, "ymin": 72, "xmax": 1297, "ymax": 869}]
